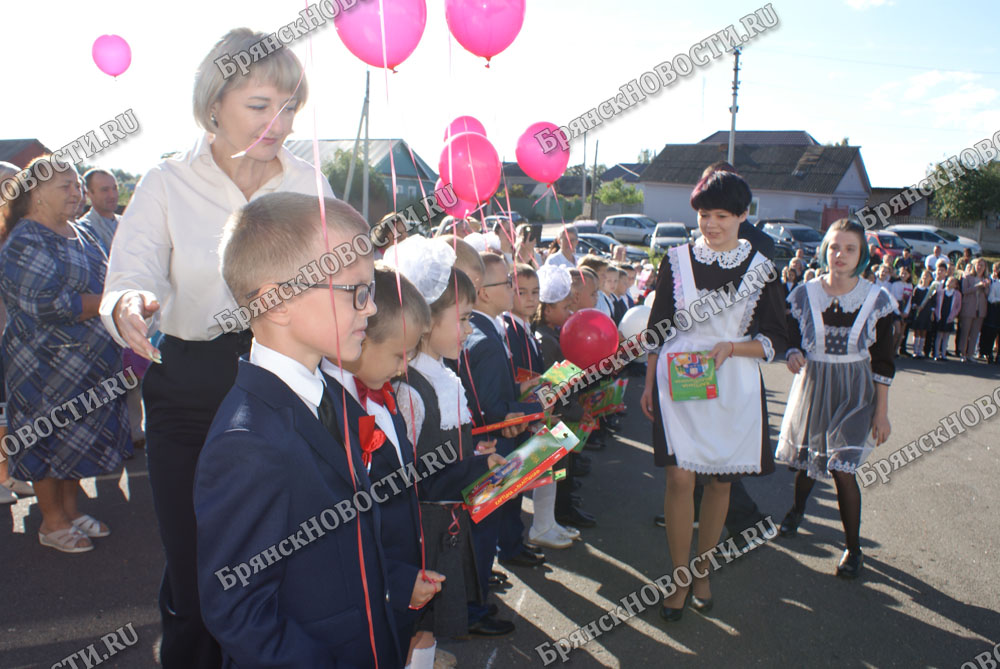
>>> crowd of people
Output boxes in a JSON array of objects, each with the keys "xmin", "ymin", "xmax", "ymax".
[{"xmin": 0, "ymin": 25, "xmax": 993, "ymax": 669}]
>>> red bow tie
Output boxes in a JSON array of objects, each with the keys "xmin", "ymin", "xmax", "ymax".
[
  {"xmin": 354, "ymin": 379, "xmax": 397, "ymax": 414},
  {"xmin": 357, "ymin": 415, "xmax": 386, "ymax": 470}
]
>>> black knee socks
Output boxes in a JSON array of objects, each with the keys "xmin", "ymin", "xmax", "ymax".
[
  {"xmin": 792, "ymin": 470, "xmax": 815, "ymax": 514},
  {"xmin": 832, "ymin": 470, "xmax": 862, "ymax": 552}
]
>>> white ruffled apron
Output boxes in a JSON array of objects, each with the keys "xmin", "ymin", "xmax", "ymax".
[{"xmin": 656, "ymin": 245, "xmax": 765, "ymax": 474}]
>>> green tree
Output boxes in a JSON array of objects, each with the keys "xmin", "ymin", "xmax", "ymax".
[
  {"xmin": 597, "ymin": 177, "xmax": 644, "ymax": 205},
  {"xmin": 566, "ymin": 163, "xmax": 606, "ymax": 179},
  {"xmin": 322, "ymin": 149, "xmax": 391, "ymax": 223},
  {"xmin": 929, "ymin": 160, "xmax": 1000, "ymax": 220}
]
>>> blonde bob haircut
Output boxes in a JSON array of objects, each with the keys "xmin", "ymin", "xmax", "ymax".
[{"xmin": 193, "ymin": 28, "xmax": 309, "ymax": 132}]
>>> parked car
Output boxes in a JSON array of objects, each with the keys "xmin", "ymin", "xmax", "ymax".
[
  {"xmin": 600, "ymin": 214, "xmax": 658, "ymax": 245},
  {"xmin": 650, "ymin": 223, "xmax": 690, "ymax": 253},
  {"xmin": 760, "ymin": 219, "xmax": 823, "ymax": 258},
  {"xmin": 866, "ymin": 230, "xmax": 918, "ymax": 266},
  {"xmin": 751, "ymin": 222, "xmax": 796, "ymax": 261},
  {"xmin": 886, "ymin": 224, "xmax": 981, "ymax": 261},
  {"xmin": 569, "ymin": 220, "xmax": 601, "ymax": 235},
  {"xmin": 538, "ymin": 235, "xmax": 590, "ymax": 263},
  {"xmin": 578, "ymin": 233, "xmax": 648, "ymax": 262}
]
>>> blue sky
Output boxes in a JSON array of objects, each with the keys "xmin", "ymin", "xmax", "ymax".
[{"xmin": 5, "ymin": 0, "xmax": 998, "ymax": 189}]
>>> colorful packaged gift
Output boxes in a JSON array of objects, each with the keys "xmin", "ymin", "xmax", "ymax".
[
  {"xmin": 580, "ymin": 378, "xmax": 628, "ymax": 416},
  {"xmin": 666, "ymin": 351, "xmax": 718, "ymax": 401},
  {"xmin": 463, "ymin": 422, "xmax": 578, "ymax": 522},
  {"xmin": 519, "ymin": 360, "xmax": 583, "ymax": 402}
]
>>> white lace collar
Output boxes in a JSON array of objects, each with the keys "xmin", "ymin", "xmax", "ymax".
[
  {"xmin": 410, "ymin": 353, "xmax": 472, "ymax": 430},
  {"xmin": 692, "ymin": 237, "xmax": 751, "ymax": 269},
  {"xmin": 814, "ymin": 277, "xmax": 874, "ymax": 313}
]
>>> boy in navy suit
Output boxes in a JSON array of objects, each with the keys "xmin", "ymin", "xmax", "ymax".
[
  {"xmin": 459, "ymin": 254, "xmax": 546, "ymax": 608},
  {"xmin": 195, "ymin": 193, "xmax": 400, "ymax": 668},
  {"xmin": 505, "ymin": 263, "xmax": 543, "ymax": 376}
]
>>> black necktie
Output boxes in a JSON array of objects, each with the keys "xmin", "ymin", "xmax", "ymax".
[{"xmin": 318, "ymin": 389, "xmax": 363, "ymax": 487}]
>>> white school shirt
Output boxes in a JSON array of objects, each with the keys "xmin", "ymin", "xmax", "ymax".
[
  {"xmin": 596, "ymin": 291, "xmax": 614, "ymax": 317},
  {"xmin": 248, "ymin": 341, "xmax": 325, "ymax": 418},
  {"xmin": 320, "ymin": 360, "xmax": 404, "ymax": 467},
  {"xmin": 99, "ymin": 133, "xmax": 336, "ymax": 346},
  {"xmin": 545, "ymin": 252, "xmax": 575, "ymax": 268}
]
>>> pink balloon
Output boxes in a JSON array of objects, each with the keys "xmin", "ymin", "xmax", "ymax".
[
  {"xmin": 335, "ymin": 0, "xmax": 426, "ymax": 71},
  {"xmin": 92, "ymin": 35, "xmax": 131, "ymax": 77},
  {"xmin": 444, "ymin": 116, "xmax": 487, "ymax": 142},
  {"xmin": 438, "ymin": 132, "xmax": 501, "ymax": 204},
  {"xmin": 435, "ymin": 179, "xmax": 478, "ymax": 218},
  {"xmin": 445, "ymin": 0, "xmax": 526, "ymax": 65},
  {"xmin": 516, "ymin": 121, "xmax": 570, "ymax": 185}
]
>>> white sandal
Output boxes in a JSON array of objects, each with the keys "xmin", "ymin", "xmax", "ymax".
[
  {"xmin": 72, "ymin": 514, "xmax": 110, "ymax": 538},
  {"xmin": 1, "ymin": 477, "xmax": 34, "ymax": 497},
  {"xmin": 39, "ymin": 526, "xmax": 94, "ymax": 553}
]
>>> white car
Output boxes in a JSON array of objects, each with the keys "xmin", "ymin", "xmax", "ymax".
[
  {"xmin": 650, "ymin": 223, "xmax": 691, "ymax": 253},
  {"xmin": 886, "ymin": 224, "xmax": 981, "ymax": 261}
]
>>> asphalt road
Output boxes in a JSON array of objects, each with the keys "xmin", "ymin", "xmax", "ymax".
[{"xmin": 2, "ymin": 356, "xmax": 998, "ymax": 669}]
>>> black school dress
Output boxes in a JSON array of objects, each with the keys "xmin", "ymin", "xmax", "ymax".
[
  {"xmin": 646, "ymin": 239, "xmax": 787, "ymax": 480},
  {"xmin": 394, "ymin": 360, "xmax": 481, "ymax": 637}
]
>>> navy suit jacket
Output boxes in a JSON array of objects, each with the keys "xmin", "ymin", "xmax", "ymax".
[
  {"xmin": 195, "ymin": 360, "xmax": 401, "ymax": 669},
  {"xmin": 503, "ymin": 314, "xmax": 543, "ymax": 376},
  {"xmin": 460, "ymin": 312, "xmax": 543, "ymax": 455}
]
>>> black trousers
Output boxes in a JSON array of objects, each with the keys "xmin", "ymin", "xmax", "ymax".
[{"xmin": 142, "ymin": 333, "xmax": 252, "ymax": 669}]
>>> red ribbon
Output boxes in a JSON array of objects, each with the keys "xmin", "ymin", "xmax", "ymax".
[{"xmin": 358, "ymin": 415, "xmax": 387, "ymax": 470}]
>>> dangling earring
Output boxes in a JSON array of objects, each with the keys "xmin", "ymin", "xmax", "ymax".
[{"xmin": 211, "ymin": 113, "xmax": 218, "ymax": 127}]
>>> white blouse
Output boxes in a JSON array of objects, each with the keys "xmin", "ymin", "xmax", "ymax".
[{"xmin": 99, "ymin": 133, "xmax": 335, "ymax": 345}]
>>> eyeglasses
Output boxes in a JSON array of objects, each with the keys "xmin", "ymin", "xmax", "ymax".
[
  {"xmin": 246, "ymin": 279, "xmax": 376, "ymax": 311},
  {"xmin": 482, "ymin": 275, "xmax": 514, "ymax": 289}
]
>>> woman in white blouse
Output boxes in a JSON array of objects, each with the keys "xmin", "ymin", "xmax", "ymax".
[{"xmin": 99, "ymin": 29, "xmax": 334, "ymax": 668}]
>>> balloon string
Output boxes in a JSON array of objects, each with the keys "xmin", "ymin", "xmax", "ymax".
[
  {"xmin": 451, "ymin": 265, "xmax": 464, "ymax": 461},
  {"xmin": 306, "ymin": 17, "xmax": 378, "ymax": 669},
  {"xmin": 404, "ymin": 142, "xmax": 433, "ymax": 221}
]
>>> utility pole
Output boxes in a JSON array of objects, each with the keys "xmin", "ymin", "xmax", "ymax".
[
  {"xmin": 346, "ymin": 71, "xmax": 370, "ymax": 217},
  {"xmin": 728, "ymin": 47, "xmax": 741, "ymax": 166},
  {"xmin": 581, "ymin": 130, "xmax": 588, "ymax": 202},
  {"xmin": 590, "ymin": 140, "xmax": 599, "ymax": 220}
]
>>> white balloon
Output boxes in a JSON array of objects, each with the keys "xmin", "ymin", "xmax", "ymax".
[
  {"xmin": 619, "ymin": 305, "xmax": 652, "ymax": 340},
  {"xmin": 643, "ymin": 290, "xmax": 656, "ymax": 307}
]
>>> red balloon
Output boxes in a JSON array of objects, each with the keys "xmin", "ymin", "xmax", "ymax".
[
  {"xmin": 560, "ymin": 309, "xmax": 619, "ymax": 370},
  {"xmin": 438, "ymin": 131, "xmax": 501, "ymax": 204}
]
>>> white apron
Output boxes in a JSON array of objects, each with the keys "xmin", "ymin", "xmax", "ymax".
[{"xmin": 656, "ymin": 244, "xmax": 766, "ymax": 475}]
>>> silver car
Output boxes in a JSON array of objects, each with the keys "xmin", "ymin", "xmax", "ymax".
[
  {"xmin": 600, "ymin": 214, "xmax": 658, "ymax": 245},
  {"xmin": 651, "ymin": 223, "xmax": 691, "ymax": 253}
]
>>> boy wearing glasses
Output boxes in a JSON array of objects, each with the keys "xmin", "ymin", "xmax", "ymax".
[
  {"xmin": 459, "ymin": 253, "xmax": 547, "ymax": 625},
  {"xmin": 194, "ymin": 193, "xmax": 400, "ymax": 668}
]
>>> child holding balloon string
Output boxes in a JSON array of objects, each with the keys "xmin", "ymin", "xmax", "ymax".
[
  {"xmin": 640, "ymin": 170, "xmax": 787, "ymax": 621},
  {"xmin": 382, "ymin": 236, "xmax": 519, "ymax": 654}
]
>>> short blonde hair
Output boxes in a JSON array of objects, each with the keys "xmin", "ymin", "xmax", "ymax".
[
  {"xmin": 438, "ymin": 234, "xmax": 486, "ymax": 281},
  {"xmin": 193, "ymin": 28, "xmax": 309, "ymax": 132},
  {"xmin": 220, "ymin": 193, "xmax": 368, "ymax": 310}
]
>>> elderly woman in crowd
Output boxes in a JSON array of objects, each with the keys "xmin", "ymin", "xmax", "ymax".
[
  {"xmin": 99, "ymin": 28, "xmax": 333, "ymax": 668},
  {"xmin": 0, "ymin": 162, "xmax": 36, "ymax": 505},
  {"xmin": 0, "ymin": 156, "xmax": 129, "ymax": 549}
]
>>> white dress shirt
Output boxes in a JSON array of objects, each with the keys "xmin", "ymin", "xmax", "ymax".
[
  {"xmin": 100, "ymin": 133, "xmax": 336, "ymax": 346},
  {"xmin": 320, "ymin": 359, "xmax": 404, "ymax": 467},
  {"xmin": 248, "ymin": 341, "xmax": 325, "ymax": 418},
  {"xmin": 506, "ymin": 312, "xmax": 540, "ymax": 357},
  {"xmin": 596, "ymin": 291, "xmax": 614, "ymax": 317},
  {"xmin": 545, "ymin": 251, "xmax": 575, "ymax": 268}
]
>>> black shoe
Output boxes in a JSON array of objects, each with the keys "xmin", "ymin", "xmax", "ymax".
[
  {"xmin": 467, "ymin": 615, "xmax": 515, "ymax": 637},
  {"xmin": 658, "ymin": 591, "xmax": 690, "ymax": 623},
  {"xmin": 499, "ymin": 549, "xmax": 545, "ymax": 568},
  {"xmin": 487, "ymin": 603, "xmax": 499, "ymax": 617},
  {"xmin": 491, "ymin": 570, "xmax": 508, "ymax": 583},
  {"xmin": 524, "ymin": 543, "xmax": 545, "ymax": 557},
  {"xmin": 570, "ymin": 493, "xmax": 583, "ymax": 507},
  {"xmin": 556, "ymin": 507, "xmax": 597, "ymax": 528},
  {"xmin": 690, "ymin": 595, "xmax": 713, "ymax": 613},
  {"xmin": 488, "ymin": 572, "xmax": 509, "ymax": 589},
  {"xmin": 779, "ymin": 508, "xmax": 804, "ymax": 537},
  {"xmin": 836, "ymin": 549, "xmax": 864, "ymax": 579},
  {"xmin": 569, "ymin": 461, "xmax": 591, "ymax": 477},
  {"xmin": 653, "ymin": 513, "xmax": 665, "ymax": 528}
]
